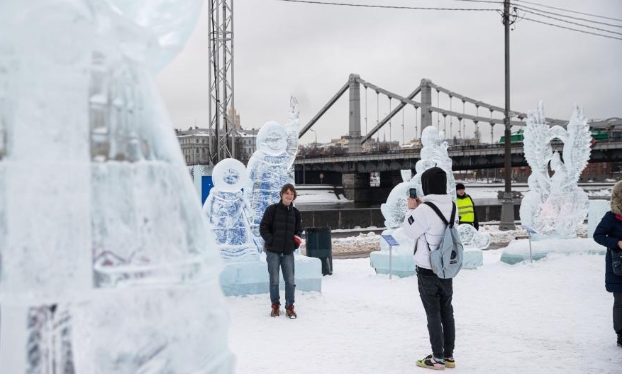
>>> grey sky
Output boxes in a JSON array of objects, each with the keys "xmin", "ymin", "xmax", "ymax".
[{"xmin": 156, "ymin": 0, "xmax": 622, "ymax": 145}]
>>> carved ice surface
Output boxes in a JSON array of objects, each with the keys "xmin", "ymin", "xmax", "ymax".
[
  {"xmin": 381, "ymin": 126, "xmax": 456, "ymax": 235},
  {"xmin": 411, "ymin": 126, "xmax": 456, "ymax": 199},
  {"xmin": 457, "ymin": 224, "xmax": 490, "ymax": 249},
  {"xmin": 380, "ymin": 170, "xmax": 412, "ymax": 230},
  {"xmin": 0, "ymin": 1, "xmax": 233, "ymax": 372},
  {"xmin": 245, "ymin": 99, "xmax": 299, "ymax": 244},
  {"xmin": 204, "ymin": 158, "xmax": 259, "ymax": 261},
  {"xmin": 520, "ymin": 102, "xmax": 591, "ymax": 239}
]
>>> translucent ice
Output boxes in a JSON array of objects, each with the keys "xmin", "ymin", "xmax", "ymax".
[
  {"xmin": 520, "ymin": 102, "xmax": 591, "ymax": 239},
  {"xmin": 245, "ymin": 99, "xmax": 299, "ymax": 244},
  {"xmin": 380, "ymin": 170, "xmax": 413, "ymax": 230},
  {"xmin": 412, "ymin": 126, "xmax": 456, "ymax": 199},
  {"xmin": 0, "ymin": 1, "xmax": 233, "ymax": 372},
  {"xmin": 203, "ymin": 158, "xmax": 259, "ymax": 261}
]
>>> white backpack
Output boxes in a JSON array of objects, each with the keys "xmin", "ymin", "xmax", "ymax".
[{"xmin": 424, "ymin": 202, "xmax": 464, "ymax": 279}]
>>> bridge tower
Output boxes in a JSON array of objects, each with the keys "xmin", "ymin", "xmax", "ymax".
[
  {"xmin": 419, "ymin": 79, "xmax": 433, "ymax": 132},
  {"xmin": 348, "ymin": 74, "xmax": 362, "ymax": 153},
  {"xmin": 208, "ymin": 0, "xmax": 235, "ymax": 163}
]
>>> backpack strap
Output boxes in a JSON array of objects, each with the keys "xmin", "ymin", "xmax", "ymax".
[{"xmin": 424, "ymin": 201, "xmax": 456, "ymax": 228}]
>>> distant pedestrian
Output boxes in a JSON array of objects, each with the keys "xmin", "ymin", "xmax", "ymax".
[
  {"xmin": 456, "ymin": 183, "xmax": 479, "ymax": 230},
  {"xmin": 260, "ymin": 183, "xmax": 302, "ymax": 319},
  {"xmin": 593, "ymin": 180, "xmax": 622, "ymax": 348},
  {"xmin": 403, "ymin": 167, "xmax": 457, "ymax": 369}
]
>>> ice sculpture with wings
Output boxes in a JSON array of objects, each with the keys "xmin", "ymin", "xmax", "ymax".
[{"xmin": 520, "ymin": 101, "xmax": 591, "ymax": 238}]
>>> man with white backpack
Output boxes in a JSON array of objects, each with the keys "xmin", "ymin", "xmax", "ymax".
[{"xmin": 403, "ymin": 167, "xmax": 461, "ymax": 370}]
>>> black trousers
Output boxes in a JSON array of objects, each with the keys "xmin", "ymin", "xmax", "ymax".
[
  {"xmin": 614, "ymin": 292, "xmax": 622, "ymax": 335},
  {"xmin": 417, "ymin": 268, "xmax": 455, "ymax": 358}
]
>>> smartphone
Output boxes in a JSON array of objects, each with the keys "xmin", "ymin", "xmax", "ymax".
[{"xmin": 408, "ymin": 188, "xmax": 417, "ymax": 199}]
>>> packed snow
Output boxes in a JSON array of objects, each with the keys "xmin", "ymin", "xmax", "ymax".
[{"xmin": 227, "ymin": 238, "xmax": 620, "ymax": 374}]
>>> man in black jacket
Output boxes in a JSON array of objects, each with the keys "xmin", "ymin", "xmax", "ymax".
[{"xmin": 260, "ymin": 183, "xmax": 302, "ymax": 319}]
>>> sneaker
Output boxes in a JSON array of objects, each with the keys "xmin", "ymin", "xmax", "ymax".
[
  {"xmin": 270, "ymin": 303, "xmax": 280, "ymax": 317},
  {"xmin": 416, "ymin": 354, "xmax": 445, "ymax": 370},
  {"xmin": 444, "ymin": 357, "xmax": 455, "ymax": 369},
  {"xmin": 285, "ymin": 305, "xmax": 297, "ymax": 319}
]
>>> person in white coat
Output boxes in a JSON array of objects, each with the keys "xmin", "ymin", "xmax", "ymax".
[{"xmin": 403, "ymin": 167, "xmax": 458, "ymax": 370}]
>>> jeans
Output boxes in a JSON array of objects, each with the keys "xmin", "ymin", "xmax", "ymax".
[
  {"xmin": 614, "ymin": 292, "xmax": 622, "ymax": 334},
  {"xmin": 266, "ymin": 251, "xmax": 296, "ymax": 307},
  {"xmin": 417, "ymin": 271, "xmax": 455, "ymax": 358}
]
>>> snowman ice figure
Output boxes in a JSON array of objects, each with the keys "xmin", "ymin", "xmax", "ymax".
[
  {"xmin": 245, "ymin": 121, "xmax": 296, "ymax": 241},
  {"xmin": 204, "ymin": 158, "xmax": 259, "ymax": 261}
]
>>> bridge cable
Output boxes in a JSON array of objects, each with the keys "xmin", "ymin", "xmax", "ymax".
[
  {"xmin": 449, "ymin": 96, "xmax": 453, "ymax": 140},
  {"xmin": 436, "ymin": 89, "xmax": 440, "ymax": 128},
  {"xmin": 401, "ymin": 105, "xmax": 405, "ymax": 145},
  {"xmin": 415, "ymin": 106, "xmax": 419, "ymax": 140},
  {"xmin": 365, "ymin": 86, "xmax": 368, "ymax": 136},
  {"xmin": 490, "ymin": 109, "xmax": 494, "ymax": 144},
  {"xmin": 389, "ymin": 97, "xmax": 392, "ymax": 148}
]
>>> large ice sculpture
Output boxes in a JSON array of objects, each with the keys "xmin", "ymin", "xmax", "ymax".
[
  {"xmin": 412, "ymin": 126, "xmax": 456, "ymax": 199},
  {"xmin": 0, "ymin": 1, "xmax": 233, "ymax": 372},
  {"xmin": 371, "ymin": 126, "xmax": 457, "ymax": 277},
  {"xmin": 245, "ymin": 98, "xmax": 299, "ymax": 241},
  {"xmin": 380, "ymin": 170, "xmax": 413, "ymax": 230},
  {"xmin": 204, "ymin": 158, "xmax": 259, "ymax": 261},
  {"xmin": 519, "ymin": 102, "xmax": 591, "ymax": 239}
]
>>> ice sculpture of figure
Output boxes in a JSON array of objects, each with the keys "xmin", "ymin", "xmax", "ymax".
[
  {"xmin": 457, "ymin": 224, "xmax": 490, "ymax": 249},
  {"xmin": 380, "ymin": 170, "xmax": 413, "ymax": 230},
  {"xmin": 246, "ymin": 99, "xmax": 299, "ymax": 241},
  {"xmin": 520, "ymin": 101, "xmax": 591, "ymax": 239},
  {"xmin": 411, "ymin": 126, "xmax": 456, "ymax": 200},
  {"xmin": 204, "ymin": 158, "xmax": 259, "ymax": 261},
  {"xmin": 0, "ymin": 1, "xmax": 233, "ymax": 372}
]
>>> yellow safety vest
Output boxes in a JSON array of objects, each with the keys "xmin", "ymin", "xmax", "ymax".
[{"xmin": 456, "ymin": 195, "xmax": 475, "ymax": 223}]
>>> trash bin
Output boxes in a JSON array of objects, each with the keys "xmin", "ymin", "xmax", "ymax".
[{"xmin": 305, "ymin": 227, "xmax": 333, "ymax": 275}]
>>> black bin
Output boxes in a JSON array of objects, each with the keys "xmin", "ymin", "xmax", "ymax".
[{"xmin": 305, "ymin": 227, "xmax": 333, "ymax": 275}]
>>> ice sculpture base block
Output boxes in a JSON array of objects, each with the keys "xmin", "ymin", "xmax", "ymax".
[
  {"xmin": 370, "ymin": 247, "xmax": 484, "ymax": 277},
  {"xmin": 587, "ymin": 200, "xmax": 610, "ymax": 239},
  {"xmin": 463, "ymin": 248, "xmax": 484, "ymax": 269},
  {"xmin": 220, "ymin": 255, "xmax": 322, "ymax": 296},
  {"xmin": 369, "ymin": 250, "xmax": 416, "ymax": 278},
  {"xmin": 500, "ymin": 238, "xmax": 605, "ymax": 265}
]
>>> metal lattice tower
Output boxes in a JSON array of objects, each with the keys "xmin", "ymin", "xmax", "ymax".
[{"xmin": 208, "ymin": 0, "xmax": 235, "ymax": 163}]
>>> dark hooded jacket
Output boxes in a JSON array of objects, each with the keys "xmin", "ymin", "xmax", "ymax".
[
  {"xmin": 260, "ymin": 200, "xmax": 302, "ymax": 255},
  {"xmin": 593, "ymin": 180, "xmax": 622, "ymax": 293}
]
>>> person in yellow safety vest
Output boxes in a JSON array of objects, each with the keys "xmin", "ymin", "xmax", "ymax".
[{"xmin": 456, "ymin": 183, "xmax": 479, "ymax": 230}]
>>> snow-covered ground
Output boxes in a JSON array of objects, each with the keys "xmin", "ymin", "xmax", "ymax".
[{"xmin": 227, "ymin": 238, "xmax": 620, "ymax": 374}]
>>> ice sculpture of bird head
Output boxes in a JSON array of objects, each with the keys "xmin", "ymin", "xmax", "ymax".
[
  {"xmin": 257, "ymin": 121, "xmax": 288, "ymax": 156},
  {"xmin": 213, "ymin": 158, "xmax": 247, "ymax": 192}
]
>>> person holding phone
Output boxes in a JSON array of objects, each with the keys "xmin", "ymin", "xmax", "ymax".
[
  {"xmin": 260, "ymin": 183, "xmax": 302, "ymax": 319},
  {"xmin": 403, "ymin": 168, "xmax": 458, "ymax": 370}
]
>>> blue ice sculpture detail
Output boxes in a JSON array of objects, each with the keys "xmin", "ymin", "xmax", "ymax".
[
  {"xmin": 245, "ymin": 98, "xmax": 299, "ymax": 245},
  {"xmin": 204, "ymin": 158, "xmax": 259, "ymax": 261}
]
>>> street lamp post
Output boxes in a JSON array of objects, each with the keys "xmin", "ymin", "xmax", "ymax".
[
  {"xmin": 500, "ymin": 0, "xmax": 516, "ymax": 230},
  {"xmin": 309, "ymin": 128, "xmax": 317, "ymax": 147}
]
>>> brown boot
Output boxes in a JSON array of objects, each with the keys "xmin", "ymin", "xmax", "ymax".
[
  {"xmin": 270, "ymin": 303, "xmax": 280, "ymax": 317},
  {"xmin": 285, "ymin": 305, "xmax": 297, "ymax": 319}
]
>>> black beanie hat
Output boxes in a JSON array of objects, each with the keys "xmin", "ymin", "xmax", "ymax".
[
  {"xmin": 456, "ymin": 183, "xmax": 465, "ymax": 190},
  {"xmin": 421, "ymin": 167, "xmax": 447, "ymax": 195}
]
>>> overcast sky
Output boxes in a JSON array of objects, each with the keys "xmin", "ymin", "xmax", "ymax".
[{"xmin": 156, "ymin": 0, "xmax": 622, "ymax": 145}]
